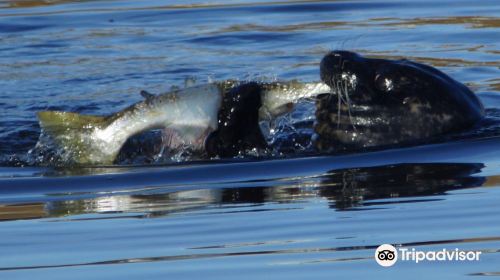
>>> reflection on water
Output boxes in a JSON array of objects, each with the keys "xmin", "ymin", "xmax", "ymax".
[
  {"xmin": 319, "ymin": 163, "xmax": 486, "ymax": 209},
  {"xmin": 1, "ymin": 161, "xmax": 499, "ymax": 277},
  {"xmin": 0, "ymin": 162, "xmax": 486, "ymax": 221},
  {"xmin": 4, "ymin": 0, "xmax": 77, "ymax": 8}
]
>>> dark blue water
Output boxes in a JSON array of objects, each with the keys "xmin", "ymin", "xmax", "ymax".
[{"xmin": 1, "ymin": 0, "xmax": 500, "ymax": 278}]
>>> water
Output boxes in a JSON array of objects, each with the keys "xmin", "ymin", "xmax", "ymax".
[{"xmin": 1, "ymin": 0, "xmax": 500, "ymax": 278}]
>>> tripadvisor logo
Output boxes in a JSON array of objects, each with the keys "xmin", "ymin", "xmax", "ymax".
[
  {"xmin": 375, "ymin": 244, "xmax": 398, "ymax": 267},
  {"xmin": 375, "ymin": 244, "xmax": 482, "ymax": 267}
]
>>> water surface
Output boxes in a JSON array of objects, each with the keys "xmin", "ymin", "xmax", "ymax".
[{"xmin": 1, "ymin": 0, "xmax": 500, "ymax": 278}]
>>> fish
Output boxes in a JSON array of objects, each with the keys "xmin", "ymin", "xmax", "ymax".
[{"xmin": 36, "ymin": 80, "xmax": 330, "ymax": 165}]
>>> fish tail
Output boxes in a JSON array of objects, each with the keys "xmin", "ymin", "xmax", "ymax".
[{"xmin": 37, "ymin": 111, "xmax": 119, "ymax": 165}]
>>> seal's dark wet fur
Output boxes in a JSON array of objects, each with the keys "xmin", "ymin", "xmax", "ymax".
[
  {"xmin": 205, "ymin": 82, "xmax": 267, "ymax": 157},
  {"xmin": 315, "ymin": 51, "xmax": 484, "ymax": 152}
]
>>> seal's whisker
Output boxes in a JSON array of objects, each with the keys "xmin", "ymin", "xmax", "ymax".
[
  {"xmin": 337, "ymin": 87, "xmax": 341, "ymax": 128},
  {"xmin": 336, "ymin": 79, "xmax": 347, "ymax": 128},
  {"xmin": 327, "ymin": 76, "xmax": 341, "ymax": 128},
  {"xmin": 337, "ymin": 80, "xmax": 346, "ymax": 104},
  {"xmin": 344, "ymin": 79, "xmax": 356, "ymax": 131},
  {"xmin": 330, "ymin": 76, "xmax": 336, "ymax": 95},
  {"xmin": 331, "ymin": 77, "xmax": 341, "ymax": 128}
]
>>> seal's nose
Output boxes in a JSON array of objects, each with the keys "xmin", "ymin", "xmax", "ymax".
[
  {"xmin": 320, "ymin": 52, "xmax": 341, "ymax": 85},
  {"xmin": 320, "ymin": 51, "xmax": 350, "ymax": 84},
  {"xmin": 320, "ymin": 50, "xmax": 362, "ymax": 87}
]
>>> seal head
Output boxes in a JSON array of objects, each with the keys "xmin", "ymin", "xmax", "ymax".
[{"xmin": 315, "ymin": 50, "xmax": 484, "ymax": 152}]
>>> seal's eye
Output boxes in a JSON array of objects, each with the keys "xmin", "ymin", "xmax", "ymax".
[{"xmin": 374, "ymin": 74, "xmax": 394, "ymax": 92}]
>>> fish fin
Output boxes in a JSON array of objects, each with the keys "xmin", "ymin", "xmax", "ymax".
[
  {"xmin": 37, "ymin": 111, "xmax": 107, "ymax": 132},
  {"xmin": 140, "ymin": 90, "xmax": 155, "ymax": 99},
  {"xmin": 37, "ymin": 111, "xmax": 119, "ymax": 165}
]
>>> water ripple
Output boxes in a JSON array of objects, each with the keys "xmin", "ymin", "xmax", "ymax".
[{"xmin": 1, "ymin": 236, "xmax": 498, "ymax": 271}]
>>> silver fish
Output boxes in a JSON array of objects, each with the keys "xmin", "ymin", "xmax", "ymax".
[{"xmin": 37, "ymin": 81, "xmax": 330, "ymax": 165}]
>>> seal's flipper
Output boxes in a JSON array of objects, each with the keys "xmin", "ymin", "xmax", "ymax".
[
  {"xmin": 140, "ymin": 90, "xmax": 155, "ymax": 100},
  {"xmin": 205, "ymin": 82, "xmax": 268, "ymax": 157}
]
